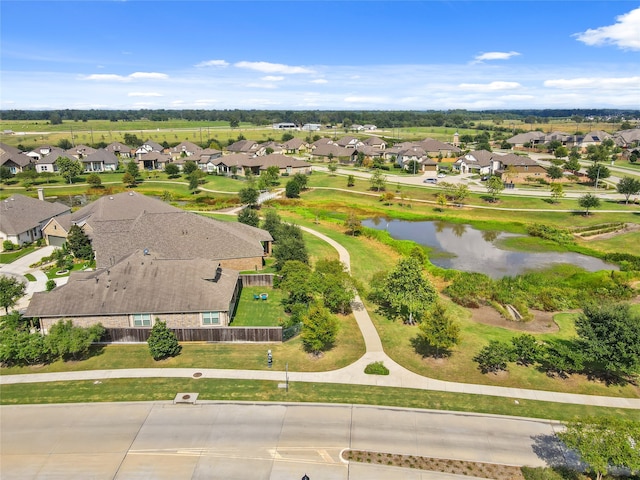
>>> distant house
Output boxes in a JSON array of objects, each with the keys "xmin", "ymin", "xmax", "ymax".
[
  {"xmin": 135, "ymin": 151, "xmax": 171, "ymax": 170},
  {"xmin": 135, "ymin": 140, "xmax": 164, "ymax": 156},
  {"xmin": 105, "ymin": 142, "xmax": 133, "ymax": 158},
  {"xmin": 272, "ymin": 122, "xmax": 298, "ymax": 130},
  {"xmin": 336, "ymin": 136, "xmax": 363, "ymax": 149},
  {"xmin": 282, "ymin": 138, "xmax": 307, "ymax": 154},
  {"xmin": 350, "ymin": 124, "xmax": 365, "ymax": 132},
  {"xmin": 34, "ymin": 150, "xmax": 67, "ymax": 174},
  {"xmin": 506, "ymin": 132, "xmax": 546, "ymax": 148},
  {"xmin": 65, "ymin": 144, "xmax": 97, "ymax": 159},
  {"xmin": 418, "ymin": 138, "xmax": 461, "ymax": 158},
  {"xmin": 227, "ymin": 139, "xmax": 259, "ymax": 154},
  {"xmin": 309, "ymin": 143, "xmax": 354, "ymax": 163},
  {"xmin": 362, "ymin": 136, "xmax": 386, "ymax": 150},
  {"xmin": 0, "ymin": 193, "xmax": 70, "ymax": 247},
  {"xmin": 453, "ymin": 150, "xmax": 494, "ymax": 175},
  {"xmin": 241, "ymin": 154, "xmax": 312, "ymax": 176},
  {"xmin": 26, "ymin": 251, "xmax": 241, "ymax": 333},
  {"xmin": 493, "ymin": 154, "xmax": 546, "ymax": 183},
  {"xmin": 301, "ymin": 124, "xmax": 321, "ymax": 131},
  {"xmin": 169, "ymin": 141, "xmax": 202, "ymax": 160},
  {"xmin": 363, "ymin": 124, "xmax": 377, "ymax": 131},
  {"xmin": 613, "ymin": 128, "xmax": 640, "ymax": 148},
  {"xmin": 81, "ymin": 150, "xmax": 119, "ymax": 172},
  {"xmin": 0, "ymin": 143, "xmax": 33, "ymax": 174}
]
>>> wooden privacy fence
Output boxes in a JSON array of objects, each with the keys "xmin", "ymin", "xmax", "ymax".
[
  {"xmin": 240, "ymin": 273, "xmax": 275, "ymax": 287},
  {"xmin": 103, "ymin": 326, "xmax": 282, "ymax": 343}
]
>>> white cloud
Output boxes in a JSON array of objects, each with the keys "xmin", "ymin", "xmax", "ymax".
[
  {"xmin": 544, "ymin": 76, "xmax": 640, "ymax": 89},
  {"xmin": 83, "ymin": 72, "xmax": 168, "ymax": 82},
  {"xmin": 458, "ymin": 81, "xmax": 522, "ymax": 91},
  {"xmin": 127, "ymin": 92, "xmax": 163, "ymax": 97},
  {"xmin": 194, "ymin": 59, "xmax": 229, "ymax": 68},
  {"xmin": 129, "ymin": 72, "xmax": 168, "ymax": 80},
  {"xmin": 310, "ymin": 79, "xmax": 328, "ymax": 84},
  {"xmin": 574, "ymin": 7, "xmax": 640, "ymax": 50},
  {"xmin": 261, "ymin": 76, "xmax": 284, "ymax": 81},
  {"xmin": 235, "ymin": 61, "xmax": 314, "ymax": 74},
  {"xmin": 472, "ymin": 51, "xmax": 520, "ymax": 63}
]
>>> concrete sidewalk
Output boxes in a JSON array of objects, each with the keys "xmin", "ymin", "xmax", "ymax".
[{"xmin": 0, "ymin": 246, "xmax": 56, "ymax": 310}]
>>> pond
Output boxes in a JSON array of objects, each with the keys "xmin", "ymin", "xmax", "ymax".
[{"xmin": 362, "ymin": 218, "xmax": 618, "ymax": 278}]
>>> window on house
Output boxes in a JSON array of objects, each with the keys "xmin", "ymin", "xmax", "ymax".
[
  {"xmin": 41, "ymin": 166, "xmax": 48, "ymax": 171},
  {"xmin": 132, "ymin": 313, "xmax": 152, "ymax": 327},
  {"xmin": 202, "ymin": 311, "xmax": 220, "ymax": 326}
]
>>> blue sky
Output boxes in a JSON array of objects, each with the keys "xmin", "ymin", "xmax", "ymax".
[{"xmin": 1, "ymin": 1, "xmax": 639, "ymax": 110}]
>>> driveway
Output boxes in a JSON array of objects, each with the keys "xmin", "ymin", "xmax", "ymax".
[{"xmin": 0, "ymin": 246, "xmax": 58, "ymax": 310}]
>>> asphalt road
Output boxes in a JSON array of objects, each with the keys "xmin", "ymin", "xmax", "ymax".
[{"xmin": 0, "ymin": 402, "xmax": 569, "ymax": 480}]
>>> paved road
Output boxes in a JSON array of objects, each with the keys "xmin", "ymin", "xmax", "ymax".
[{"xmin": 0, "ymin": 402, "xmax": 569, "ymax": 480}]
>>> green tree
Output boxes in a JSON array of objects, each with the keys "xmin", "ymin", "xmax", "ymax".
[
  {"xmin": 261, "ymin": 208, "xmax": 282, "ymax": 240},
  {"xmin": 546, "ymin": 165, "xmax": 563, "ymax": 181},
  {"xmin": 370, "ymin": 257, "xmax": 437, "ymax": 324},
  {"xmin": 453, "ymin": 184, "xmax": 469, "ymax": 205},
  {"xmin": 586, "ymin": 144, "xmax": 610, "ymax": 163},
  {"xmin": 557, "ymin": 417, "xmax": 640, "ymax": 480},
  {"xmin": 473, "ymin": 340, "xmax": 514, "ymax": 373},
  {"xmin": 416, "ymin": 302, "xmax": 460, "ymax": 357},
  {"xmin": 616, "ymin": 176, "xmax": 640, "ymax": 204},
  {"xmin": 327, "ymin": 161, "xmax": 338, "ymax": 175},
  {"xmin": 510, "ymin": 334, "xmax": 541, "ymax": 366},
  {"xmin": 57, "ymin": 138, "xmax": 73, "ymax": 150},
  {"xmin": 86, "ymin": 173, "xmax": 102, "ymax": 188},
  {"xmin": 369, "ymin": 169, "xmax": 386, "ymax": 192},
  {"xmin": 273, "ymin": 224, "xmax": 308, "ymax": 270},
  {"xmin": 0, "ymin": 276, "xmax": 26, "ymax": 314},
  {"xmin": 281, "ymin": 132, "xmax": 294, "ymax": 142},
  {"xmin": 125, "ymin": 159, "xmax": 140, "ymax": 179},
  {"xmin": 123, "ymin": 133, "xmax": 142, "ymax": 147},
  {"xmin": 485, "ymin": 176, "xmax": 504, "ymax": 202},
  {"xmin": 45, "ymin": 319, "xmax": 104, "ymax": 361},
  {"xmin": 301, "ymin": 302, "xmax": 339, "ymax": 354},
  {"xmin": 344, "ymin": 211, "xmax": 362, "ymax": 236},
  {"xmin": 181, "ymin": 160, "xmax": 197, "ymax": 175},
  {"xmin": 279, "ymin": 260, "xmax": 313, "ymax": 308},
  {"xmin": 291, "ymin": 173, "xmax": 308, "ymax": 190},
  {"xmin": 578, "ymin": 193, "xmax": 600, "ymax": 216},
  {"xmin": 66, "ymin": 224, "xmax": 93, "ymax": 260},
  {"xmin": 586, "ymin": 163, "xmax": 610, "ymax": 185},
  {"xmin": 285, "ymin": 179, "xmax": 300, "ymax": 198},
  {"xmin": 188, "ymin": 171, "xmax": 200, "ymax": 192},
  {"xmin": 311, "ymin": 258, "xmax": 356, "ymax": 314},
  {"xmin": 122, "ymin": 172, "xmax": 136, "ymax": 187},
  {"xmin": 576, "ymin": 302, "xmax": 640, "ymax": 380},
  {"xmin": 45, "ymin": 279, "xmax": 56, "ymax": 291},
  {"xmin": 164, "ymin": 163, "xmax": 180, "ymax": 178},
  {"xmin": 563, "ymin": 157, "xmax": 581, "ymax": 172},
  {"xmin": 147, "ymin": 320, "xmax": 181, "ymax": 360},
  {"xmin": 550, "ymin": 183, "xmax": 565, "ymax": 203},
  {"xmin": 554, "ymin": 146, "xmax": 568, "ymax": 158},
  {"xmin": 239, "ymin": 185, "xmax": 259, "ymax": 206},
  {"xmin": 237, "ymin": 207, "xmax": 260, "ymax": 227},
  {"xmin": 57, "ymin": 156, "xmax": 84, "ymax": 184},
  {"xmin": 0, "ymin": 166, "xmax": 13, "ymax": 182},
  {"xmin": 347, "ymin": 174, "xmax": 355, "ymax": 187}
]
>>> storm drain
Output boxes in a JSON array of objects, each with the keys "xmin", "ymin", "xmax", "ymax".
[{"xmin": 174, "ymin": 392, "xmax": 199, "ymax": 404}]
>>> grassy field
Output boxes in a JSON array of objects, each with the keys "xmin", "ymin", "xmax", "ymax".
[
  {"xmin": 1, "ymin": 378, "xmax": 638, "ymax": 421},
  {"xmin": 231, "ymin": 286, "xmax": 285, "ymax": 326}
]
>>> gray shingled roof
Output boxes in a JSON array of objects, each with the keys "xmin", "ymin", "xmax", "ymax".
[
  {"xmin": 0, "ymin": 194, "xmax": 70, "ymax": 235},
  {"xmin": 26, "ymin": 250, "xmax": 239, "ymax": 317},
  {"xmin": 242, "ymin": 154, "xmax": 311, "ymax": 170},
  {"xmin": 71, "ymin": 191, "xmax": 180, "ymax": 224},
  {"xmin": 0, "ymin": 151, "xmax": 33, "ymax": 169},
  {"xmin": 92, "ymin": 210, "xmax": 272, "ymax": 268},
  {"xmin": 82, "ymin": 150, "xmax": 119, "ymax": 165}
]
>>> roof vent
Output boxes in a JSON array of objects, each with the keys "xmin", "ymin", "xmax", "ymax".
[{"xmin": 143, "ymin": 249, "xmax": 149, "ymax": 255}]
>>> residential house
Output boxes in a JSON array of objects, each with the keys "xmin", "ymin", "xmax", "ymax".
[
  {"xmin": 135, "ymin": 151, "xmax": 171, "ymax": 171},
  {"xmin": 214, "ymin": 153, "xmax": 250, "ymax": 175},
  {"xmin": 258, "ymin": 141, "xmax": 283, "ymax": 156},
  {"xmin": 26, "ymin": 251, "xmax": 241, "ymax": 333},
  {"xmin": 336, "ymin": 136, "xmax": 363, "ymax": 149},
  {"xmin": 362, "ymin": 136, "xmax": 386, "ymax": 150},
  {"xmin": 81, "ymin": 150, "xmax": 119, "ymax": 172},
  {"xmin": 363, "ymin": 124, "xmax": 377, "ymax": 131},
  {"xmin": 272, "ymin": 122, "xmax": 298, "ymax": 130},
  {"xmin": 301, "ymin": 124, "xmax": 321, "ymax": 131},
  {"xmin": 169, "ymin": 141, "xmax": 202, "ymax": 160},
  {"xmin": 227, "ymin": 139, "xmax": 259, "ymax": 154},
  {"xmin": 453, "ymin": 150, "xmax": 495, "ymax": 175},
  {"xmin": 0, "ymin": 193, "xmax": 70, "ymax": 247},
  {"xmin": 34, "ymin": 149, "xmax": 67, "ymax": 174},
  {"xmin": 350, "ymin": 124, "xmax": 365, "ymax": 132},
  {"xmin": 418, "ymin": 138, "xmax": 461, "ymax": 158},
  {"xmin": 26, "ymin": 145, "xmax": 56, "ymax": 161},
  {"xmin": 309, "ymin": 143, "xmax": 354, "ymax": 163},
  {"xmin": 194, "ymin": 148, "xmax": 223, "ymax": 173},
  {"xmin": 282, "ymin": 138, "xmax": 307, "ymax": 154},
  {"xmin": 613, "ymin": 128, "xmax": 640, "ymax": 149},
  {"xmin": 241, "ymin": 154, "xmax": 312, "ymax": 176},
  {"xmin": 493, "ymin": 154, "xmax": 546, "ymax": 183},
  {"xmin": 0, "ymin": 143, "xmax": 33, "ymax": 174},
  {"xmin": 506, "ymin": 132, "xmax": 546, "ymax": 148},
  {"xmin": 65, "ymin": 144, "xmax": 97, "ymax": 159},
  {"xmin": 105, "ymin": 142, "xmax": 132, "ymax": 158}
]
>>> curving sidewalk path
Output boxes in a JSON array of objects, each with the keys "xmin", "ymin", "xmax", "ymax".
[{"xmin": 2, "ymin": 225, "xmax": 639, "ymax": 410}]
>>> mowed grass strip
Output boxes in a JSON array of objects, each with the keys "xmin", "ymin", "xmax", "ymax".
[{"xmin": 1, "ymin": 378, "xmax": 638, "ymax": 422}]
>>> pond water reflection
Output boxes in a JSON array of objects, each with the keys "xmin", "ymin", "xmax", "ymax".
[{"xmin": 362, "ymin": 218, "xmax": 617, "ymax": 279}]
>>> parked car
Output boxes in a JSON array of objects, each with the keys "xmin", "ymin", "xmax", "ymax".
[
  {"xmin": 423, "ymin": 178, "xmax": 438, "ymax": 184},
  {"xmin": 437, "ymin": 173, "xmax": 446, "ymax": 178}
]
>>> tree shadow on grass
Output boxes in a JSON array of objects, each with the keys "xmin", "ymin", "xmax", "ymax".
[{"xmin": 409, "ymin": 336, "xmax": 453, "ymax": 359}]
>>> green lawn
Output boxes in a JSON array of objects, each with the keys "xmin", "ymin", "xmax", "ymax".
[
  {"xmin": 232, "ymin": 286, "xmax": 285, "ymax": 326},
  {"xmin": 0, "ymin": 245, "xmax": 37, "ymax": 263},
  {"xmin": 1, "ymin": 378, "xmax": 637, "ymax": 422}
]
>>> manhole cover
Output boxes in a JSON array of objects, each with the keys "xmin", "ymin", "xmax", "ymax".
[
  {"xmin": 182, "ymin": 394, "xmax": 191, "ymax": 400},
  {"xmin": 193, "ymin": 372, "xmax": 202, "ymax": 378}
]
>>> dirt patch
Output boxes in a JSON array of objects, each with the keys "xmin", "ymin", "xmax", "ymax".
[
  {"xmin": 343, "ymin": 450, "xmax": 524, "ymax": 479},
  {"xmin": 469, "ymin": 306, "xmax": 560, "ymax": 333}
]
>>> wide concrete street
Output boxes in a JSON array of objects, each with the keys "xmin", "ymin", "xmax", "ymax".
[{"xmin": 0, "ymin": 402, "xmax": 567, "ymax": 480}]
